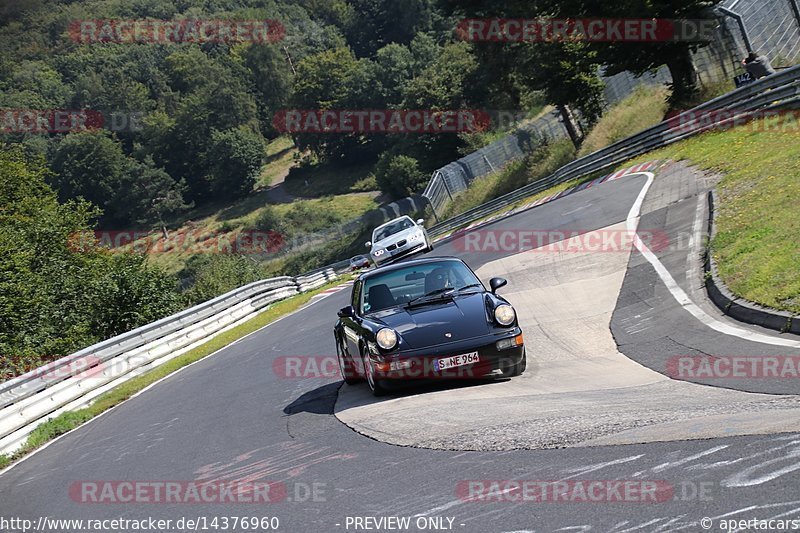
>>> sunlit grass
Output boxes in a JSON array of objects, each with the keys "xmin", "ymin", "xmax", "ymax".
[{"xmin": 626, "ymin": 119, "xmax": 800, "ymax": 313}]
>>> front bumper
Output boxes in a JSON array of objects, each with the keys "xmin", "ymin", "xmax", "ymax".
[
  {"xmin": 369, "ymin": 328, "xmax": 524, "ymax": 380},
  {"xmin": 372, "ymin": 240, "xmax": 428, "ymax": 266}
]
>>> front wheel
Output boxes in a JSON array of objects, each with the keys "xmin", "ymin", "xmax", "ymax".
[
  {"xmin": 363, "ymin": 350, "xmax": 388, "ymax": 397},
  {"xmin": 502, "ymin": 350, "xmax": 526, "ymax": 378},
  {"xmin": 336, "ymin": 336, "xmax": 360, "ymax": 385}
]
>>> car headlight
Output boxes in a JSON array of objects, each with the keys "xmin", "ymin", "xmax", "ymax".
[
  {"xmin": 373, "ymin": 249, "xmax": 385, "ymax": 256},
  {"xmin": 494, "ymin": 304, "xmax": 516, "ymax": 326},
  {"xmin": 376, "ymin": 328, "xmax": 398, "ymax": 350},
  {"xmin": 409, "ymin": 232, "xmax": 422, "ymax": 241}
]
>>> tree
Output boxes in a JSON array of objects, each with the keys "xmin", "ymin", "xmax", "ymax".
[
  {"xmin": 50, "ymin": 132, "xmax": 187, "ymax": 227},
  {"xmin": 49, "ymin": 132, "xmax": 129, "ymax": 225},
  {"xmin": 204, "ymin": 127, "xmax": 265, "ymax": 199},
  {"xmin": 243, "ymin": 43, "xmax": 294, "ymax": 138},
  {"xmin": 399, "ymin": 41, "xmax": 484, "ymax": 168},
  {"xmin": 511, "ymin": 41, "xmax": 606, "ymax": 143},
  {"xmin": 374, "ymin": 153, "xmax": 425, "ymax": 197},
  {"xmin": 288, "ymin": 46, "xmax": 372, "ymax": 160},
  {"xmin": 0, "ymin": 144, "xmax": 181, "ymax": 377},
  {"xmin": 539, "ymin": 0, "xmax": 722, "ymax": 106},
  {"xmin": 339, "ymin": 0, "xmax": 436, "ymax": 57}
]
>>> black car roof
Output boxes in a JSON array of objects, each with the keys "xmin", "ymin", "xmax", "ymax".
[{"xmin": 357, "ymin": 256, "xmax": 465, "ymax": 281}]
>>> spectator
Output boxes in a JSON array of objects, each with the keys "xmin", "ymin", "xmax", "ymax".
[{"xmin": 742, "ymin": 51, "xmax": 776, "ymax": 79}]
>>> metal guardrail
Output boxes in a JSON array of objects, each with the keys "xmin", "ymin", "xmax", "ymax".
[
  {"xmin": 424, "ymin": 64, "xmax": 800, "ymax": 238},
  {"xmin": 0, "ymin": 267, "xmax": 341, "ymax": 455}
]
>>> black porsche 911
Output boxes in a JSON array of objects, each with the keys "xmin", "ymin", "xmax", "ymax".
[{"xmin": 333, "ymin": 256, "xmax": 526, "ymax": 396}]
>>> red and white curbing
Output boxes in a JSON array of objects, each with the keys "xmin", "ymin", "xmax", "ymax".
[
  {"xmin": 310, "ymin": 280, "xmax": 354, "ymax": 301},
  {"xmin": 432, "ymin": 160, "xmax": 662, "ymax": 244}
]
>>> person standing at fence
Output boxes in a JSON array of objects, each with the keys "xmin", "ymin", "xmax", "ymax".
[{"xmin": 742, "ymin": 51, "xmax": 776, "ymax": 79}]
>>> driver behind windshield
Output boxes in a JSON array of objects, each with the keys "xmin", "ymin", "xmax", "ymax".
[{"xmin": 374, "ymin": 218, "xmax": 413, "ymax": 242}]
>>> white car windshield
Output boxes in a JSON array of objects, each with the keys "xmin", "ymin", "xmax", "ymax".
[{"xmin": 373, "ymin": 218, "xmax": 415, "ymax": 242}]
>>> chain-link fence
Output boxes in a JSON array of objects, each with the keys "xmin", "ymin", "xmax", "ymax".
[
  {"xmin": 422, "ymin": 111, "xmax": 566, "ymax": 217},
  {"xmin": 723, "ymin": 0, "xmax": 800, "ymax": 63}
]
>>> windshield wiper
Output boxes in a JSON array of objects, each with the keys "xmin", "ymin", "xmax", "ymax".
[
  {"xmin": 454, "ymin": 283, "xmax": 482, "ymax": 293},
  {"xmin": 406, "ymin": 287, "xmax": 455, "ymax": 306}
]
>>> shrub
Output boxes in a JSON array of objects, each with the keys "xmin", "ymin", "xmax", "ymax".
[{"xmin": 374, "ymin": 153, "xmax": 425, "ymax": 198}]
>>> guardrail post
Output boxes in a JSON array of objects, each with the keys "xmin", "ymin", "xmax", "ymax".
[
  {"xmin": 790, "ymin": 0, "xmax": 800, "ymax": 33},
  {"xmin": 717, "ymin": 6, "xmax": 753, "ymax": 52},
  {"xmin": 441, "ymin": 174, "xmax": 454, "ymax": 201}
]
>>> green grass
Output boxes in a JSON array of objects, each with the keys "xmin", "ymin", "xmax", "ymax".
[
  {"xmin": 440, "ymin": 139, "xmax": 577, "ymax": 220},
  {"xmin": 139, "ymin": 193, "xmax": 378, "ymax": 274},
  {"xmin": 439, "ymin": 86, "xmax": 674, "ymax": 222},
  {"xmin": 0, "ymin": 278, "xmax": 349, "ymax": 469},
  {"xmin": 283, "ymin": 161, "xmax": 379, "ymax": 197},
  {"xmin": 625, "ymin": 121, "xmax": 800, "ymax": 314},
  {"xmin": 257, "ymin": 136, "xmax": 298, "ymax": 189},
  {"xmin": 579, "ymin": 85, "xmax": 669, "ymax": 156}
]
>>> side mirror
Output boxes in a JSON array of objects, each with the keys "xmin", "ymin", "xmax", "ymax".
[
  {"xmin": 337, "ymin": 305, "xmax": 355, "ymax": 318},
  {"xmin": 489, "ymin": 277, "xmax": 507, "ymax": 294},
  {"xmin": 416, "ymin": 218, "xmax": 424, "ymax": 225},
  {"xmin": 365, "ymin": 241, "xmax": 372, "ymax": 248}
]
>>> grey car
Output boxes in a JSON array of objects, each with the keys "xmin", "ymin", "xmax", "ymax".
[{"xmin": 366, "ymin": 216, "xmax": 433, "ymax": 267}]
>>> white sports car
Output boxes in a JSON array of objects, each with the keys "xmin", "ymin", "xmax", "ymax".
[{"xmin": 366, "ymin": 215, "xmax": 433, "ymax": 267}]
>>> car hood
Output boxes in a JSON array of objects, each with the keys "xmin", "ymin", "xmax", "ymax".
[
  {"xmin": 369, "ymin": 292, "xmax": 490, "ymax": 349},
  {"xmin": 373, "ymin": 226, "xmax": 421, "ymax": 247}
]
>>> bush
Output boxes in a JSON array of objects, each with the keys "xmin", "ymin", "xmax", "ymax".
[
  {"xmin": 180, "ymin": 255, "xmax": 267, "ymax": 306},
  {"xmin": 374, "ymin": 153, "xmax": 425, "ymax": 198},
  {"xmin": 284, "ymin": 201, "xmax": 342, "ymax": 235},
  {"xmin": 252, "ymin": 205, "xmax": 286, "ymax": 234},
  {"xmin": 0, "ymin": 145, "xmax": 182, "ymax": 381}
]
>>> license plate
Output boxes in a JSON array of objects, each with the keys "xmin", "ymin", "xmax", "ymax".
[{"xmin": 434, "ymin": 351, "xmax": 479, "ymax": 371}]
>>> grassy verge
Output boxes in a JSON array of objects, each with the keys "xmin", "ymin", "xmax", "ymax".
[
  {"xmin": 283, "ymin": 161, "xmax": 378, "ymax": 197},
  {"xmin": 439, "ymin": 85, "xmax": 671, "ymax": 222},
  {"xmin": 257, "ymin": 136, "xmax": 298, "ymax": 188},
  {"xmin": 579, "ymin": 85, "xmax": 669, "ymax": 156},
  {"xmin": 0, "ymin": 278, "xmax": 349, "ymax": 469},
  {"xmin": 625, "ymin": 122, "xmax": 800, "ymax": 314},
  {"xmin": 138, "ymin": 193, "xmax": 378, "ymax": 275},
  {"xmin": 440, "ymin": 139, "xmax": 577, "ymax": 220}
]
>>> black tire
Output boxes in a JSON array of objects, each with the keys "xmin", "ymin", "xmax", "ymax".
[
  {"xmin": 336, "ymin": 336, "xmax": 361, "ymax": 385},
  {"xmin": 502, "ymin": 350, "xmax": 527, "ymax": 378},
  {"xmin": 363, "ymin": 350, "xmax": 388, "ymax": 397}
]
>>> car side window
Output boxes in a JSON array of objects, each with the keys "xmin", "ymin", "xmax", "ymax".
[{"xmin": 351, "ymin": 281, "xmax": 362, "ymax": 314}]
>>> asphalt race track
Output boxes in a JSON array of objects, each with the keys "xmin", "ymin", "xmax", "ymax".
[{"xmin": 2, "ymin": 163, "xmax": 800, "ymax": 532}]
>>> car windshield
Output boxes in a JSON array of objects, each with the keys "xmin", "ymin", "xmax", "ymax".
[
  {"xmin": 351, "ymin": 255, "xmax": 366, "ymax": 262},
  {"xmin": 373, "ymin": 218, "xmax": 414, "ymax": 242},
  {"xmin": 361, "ymin": 260, "xmax": 482, "ymax": 314}
]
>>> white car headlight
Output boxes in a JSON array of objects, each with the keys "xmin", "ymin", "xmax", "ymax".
[
  {"xmin": 373, "ymin": 249, "xmax": 385, "ymax": 256},
  {"xmin": 409, "ymin": 232, "xmax": 422, "ymax": 241},
  {"xmin": 376, "ymin": 328, "xmax": 398, "ymax": 350},
  {"xmin": 494, "ymin": 304, "xmax": 516, "ymax": 326}
]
